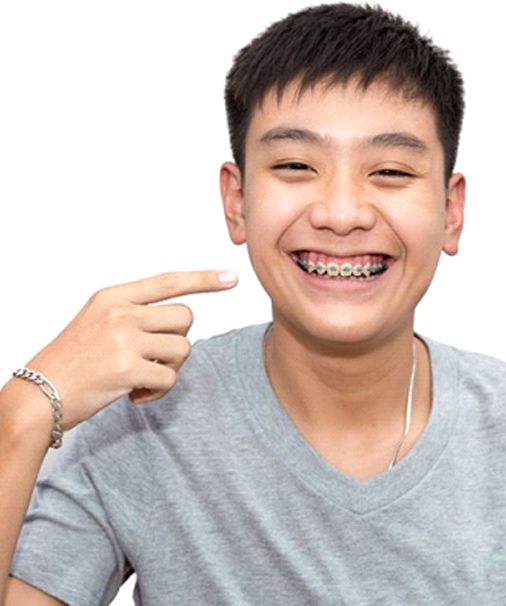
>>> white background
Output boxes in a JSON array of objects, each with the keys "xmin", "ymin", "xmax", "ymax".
[{"xmin": 1, "ymin": 1, "xmax": 504, "ymax": 603}]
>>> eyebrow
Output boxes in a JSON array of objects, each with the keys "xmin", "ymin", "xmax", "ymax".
[{"xmin": 258, "ymin": 127, "xmax": 429, "ymax": 155}]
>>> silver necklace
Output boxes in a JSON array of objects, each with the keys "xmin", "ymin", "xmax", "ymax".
[
  {"xmin": 388, "ymin": 337, "xmax": 416, "ymax": 470},
  {"xmin": 263, "ymin": 325, "xmax": 417, "ymax": 472}
]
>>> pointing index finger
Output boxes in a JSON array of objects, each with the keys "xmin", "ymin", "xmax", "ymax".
[{"xmin": 112, "ymin": 270, "xmax": 238, "ymax": 305}]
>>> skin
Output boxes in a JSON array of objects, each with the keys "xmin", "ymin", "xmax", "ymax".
[{"xmin": 219, "ymin": 77, "xmax": 465, "ymax": 480}]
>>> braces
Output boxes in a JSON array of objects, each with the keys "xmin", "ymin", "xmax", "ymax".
[{"xmin": 296, "ymin": 258, "xmax": 388, "ymax": 278}]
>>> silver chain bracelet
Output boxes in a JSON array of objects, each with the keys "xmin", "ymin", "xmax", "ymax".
[{"xmin": 12, "ymin": 367, "xmax": 64, "ymax": 448}]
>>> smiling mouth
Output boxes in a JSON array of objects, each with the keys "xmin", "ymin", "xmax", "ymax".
[{"xmin": 290, "ymin": 251, "xmax": 394, "ymax": 280}]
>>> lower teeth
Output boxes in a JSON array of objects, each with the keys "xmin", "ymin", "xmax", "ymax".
[{"xmin": 305, "ymin": 270, "xmax": 385, "ymax": 280}]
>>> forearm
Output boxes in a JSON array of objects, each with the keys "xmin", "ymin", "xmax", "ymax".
[{"xmin": 0, "ymin": 378, "xmax": 53, "ymax": 602}]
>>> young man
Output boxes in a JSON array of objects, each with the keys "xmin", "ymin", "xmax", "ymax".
[{"xmin": 1, "ymin": 3, "xmax": 505, "ymax": 605}]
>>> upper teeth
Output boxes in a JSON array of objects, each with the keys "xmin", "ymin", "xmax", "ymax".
[{"xmin": 299, "ymin": 259, "xmax": 387, "ymax": 277}]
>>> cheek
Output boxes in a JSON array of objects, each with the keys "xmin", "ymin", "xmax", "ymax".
[
  {"xmin": 390, "ymin": 197, "xmax": 447, "ymax": 277},
  {"xmin": 244, "ymin": 204, "xmax": 286, "ymax": 273},
  {"xmin": 244, "ymin": 181, "xmax": 301, "ymax": 251},
  {"xmin": 242, "ymin": 195, "xmax": 300, "ymax": 294},
  {"xmin": 386, "ymin": 184, "xmax": 446, "ymax": 242}
]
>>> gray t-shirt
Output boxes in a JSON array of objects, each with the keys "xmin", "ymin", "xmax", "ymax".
[{"xmin": 10, "ymin": 321, "xmax": 506, "ymax": 605}]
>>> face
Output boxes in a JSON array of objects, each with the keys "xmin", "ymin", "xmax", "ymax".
[{"xmin": 220, "ymin": 78, "xmax": 465, "ymax": 347}]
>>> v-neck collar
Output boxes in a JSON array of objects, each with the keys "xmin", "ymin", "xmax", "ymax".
[{"xmin": 235, "ymin": 321, "xmax": 459, "ymax": 515}]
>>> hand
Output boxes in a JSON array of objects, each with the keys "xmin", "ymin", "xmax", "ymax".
[{"xmin": 18, "ymin": 269, "xmax": 238, "ymax": 431}]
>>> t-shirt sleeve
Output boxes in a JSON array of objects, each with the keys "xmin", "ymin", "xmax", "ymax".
[{"xmin": 9, "ymin": 413, "xmax": 135, "ymax": 606}]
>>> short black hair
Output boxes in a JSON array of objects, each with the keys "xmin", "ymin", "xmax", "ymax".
[{"xmin": 224, "ymin": 3, "xmax": 465, "ymax": 184}]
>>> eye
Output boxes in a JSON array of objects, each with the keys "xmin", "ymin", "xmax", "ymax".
[
  {"xmin": 372, "ymin": 169, "xmax": 416, "ymax": 178},
  {"xmin": 272, "ymin": 162, "xmax": 313, "ymax": 172}
]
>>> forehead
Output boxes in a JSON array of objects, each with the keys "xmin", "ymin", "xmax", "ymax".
[{"xmin": 245, "ymin": 77, "xmax": 442, "ymax": 159}]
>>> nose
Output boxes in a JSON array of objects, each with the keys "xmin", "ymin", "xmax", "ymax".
[{"xmin": 307, "ymin": 174, "xmax": 377, "ymax": 235}]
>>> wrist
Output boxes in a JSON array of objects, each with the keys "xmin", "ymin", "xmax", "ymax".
[
  {"xmin": 12, "ymin": 367, "xmax": 64, "ymax": 448},
  {"xmin": 0, "ymin": 378, "xmax": 55, "ymax": 450}
]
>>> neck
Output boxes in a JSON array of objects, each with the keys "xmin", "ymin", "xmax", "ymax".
[{"xmin": 263, "ymin": 316, "xmax": 431, "ymax": 450}]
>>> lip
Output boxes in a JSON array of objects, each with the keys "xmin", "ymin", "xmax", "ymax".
[{"xmin": 287, "ymin": 252, "xmax": 396, "ymax": 292}]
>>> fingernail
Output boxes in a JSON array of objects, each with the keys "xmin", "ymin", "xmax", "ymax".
[{"xmin": 218, "ymin": 271, "xmax": 238, "ymax": 284}]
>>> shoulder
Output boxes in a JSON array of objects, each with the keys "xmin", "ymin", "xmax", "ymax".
[
  {"xmin": 445, "ymin": 340, "xmax": 505, "ymax": 382},
  {"xmin": 455, "ymin": 344, "xmax": 506, "ymax": 406},
  {"xmin": 424, "ymin": 334, "xmax": 506, "ymax": 401},
  {"xmin": 455, "ymin": 345, "xmax": 506, "ymax": 380},
  {"xmin": 76, "ymin": 322, "xmax": 269, "ymax": 449},
  {"xmin": 190, "ymin": 321, "xmax": 268, "ymax": 362}
]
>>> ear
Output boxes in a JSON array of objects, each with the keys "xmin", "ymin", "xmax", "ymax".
[
  {"xmin": 220, "ymin": 161, "xmax": 247, "ymax": 245},
  {"xmin": 442, "ymin": 172, "xmax": 466, "ymax": 256}
]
